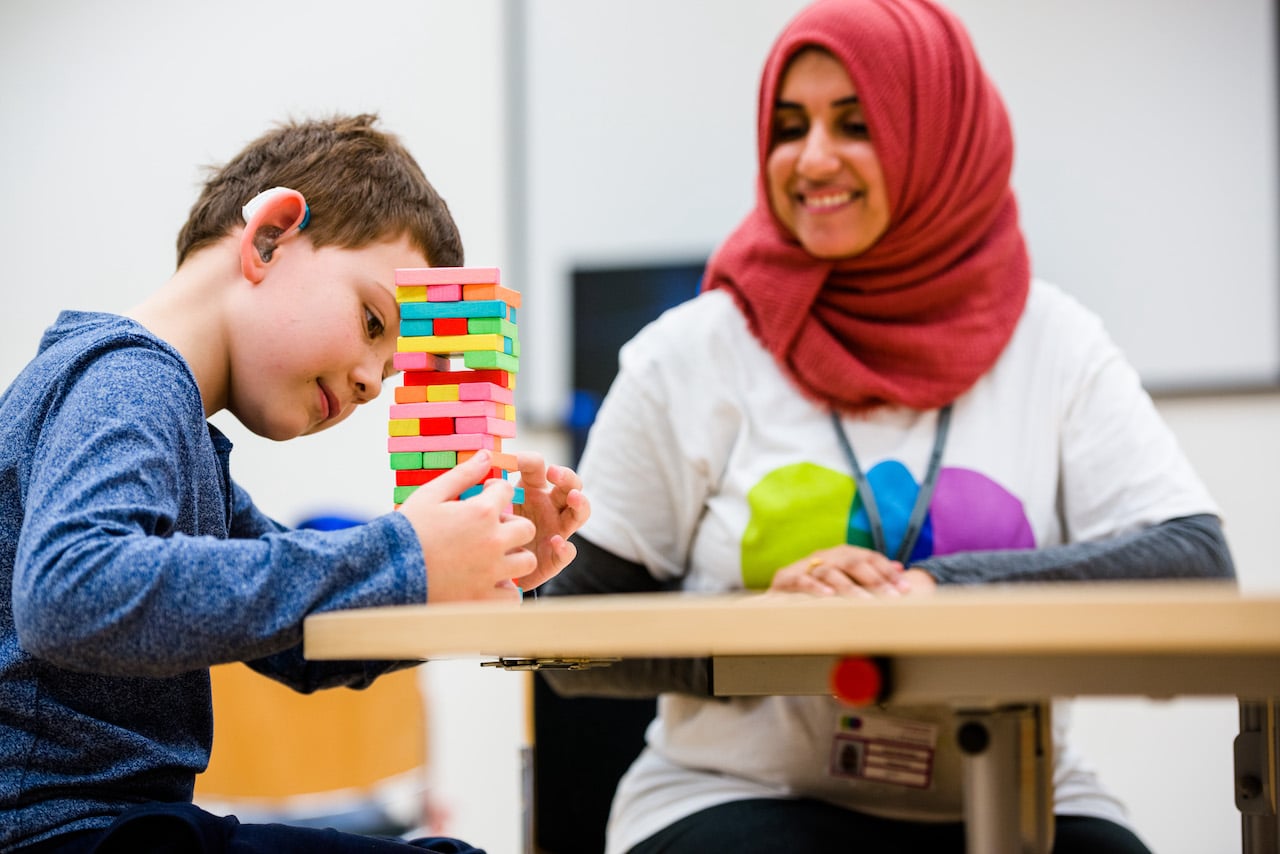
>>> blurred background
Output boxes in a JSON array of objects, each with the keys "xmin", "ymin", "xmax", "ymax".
[{"xmin": 2, "ymin": 2, "xmax": 1278, "ymax": 852}]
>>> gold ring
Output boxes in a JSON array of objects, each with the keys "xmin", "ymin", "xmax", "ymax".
[{"xmin": 806, "ymin": 558, "xmax": 824, "ymax": 575}]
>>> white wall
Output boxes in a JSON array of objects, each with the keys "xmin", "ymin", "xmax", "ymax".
[
  {"xmin": 3, "ymin": 3, "xmax": 1279, "ymax": 854},
  {"xmin": 520, "ymin": 0, "xmax": 1278, "ymax": 424}
]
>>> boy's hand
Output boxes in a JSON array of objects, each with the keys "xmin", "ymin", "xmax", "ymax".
[
  {"xmin": 398, "ymin": 451, "xmax": 537, "ymax": 603},
  {"xmin": 510, "ymin": 452, "xmax": 590, "ymax": 591}
]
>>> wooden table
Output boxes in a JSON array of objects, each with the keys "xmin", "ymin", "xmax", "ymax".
[{"xmin": 305, "ymin": 581, "xmax": 1280, "ymax": 853}]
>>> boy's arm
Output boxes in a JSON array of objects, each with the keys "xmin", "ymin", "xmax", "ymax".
[
  {"xmin": 226, "ymin": 482, "xmax": 422, "ymax": 692},
  {"xmin": 226, "ymin": 480, "xmax": 289, "ymax": 538},
  {"xmin": 13, "ymin": 349, "xmax": 428, "ymax": 678}
]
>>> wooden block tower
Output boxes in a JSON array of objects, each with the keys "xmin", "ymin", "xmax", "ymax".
[{"xmin": 388, "ymin": 266, "xmax": 523, "ymax": 507}]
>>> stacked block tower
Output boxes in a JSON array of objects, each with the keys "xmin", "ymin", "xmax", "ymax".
[{"xmin": 388, "ymin": 266, "xmax": 524, "ymax": 508}]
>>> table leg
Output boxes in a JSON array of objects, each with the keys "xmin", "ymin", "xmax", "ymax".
[
  {"xmin": 956, "ymin": 703, "xmax": 1053, "ymax": 854},
  {"xmin": 1238, "ymin": 698, "xmax": 1280, "ymax": 854}
]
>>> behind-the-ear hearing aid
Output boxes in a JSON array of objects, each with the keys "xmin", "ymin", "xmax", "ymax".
[{"xmin": 241, "ymin": 186, "xmax": 310, "ymax": 261}]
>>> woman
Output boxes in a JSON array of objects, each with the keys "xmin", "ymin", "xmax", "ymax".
[{"xmin": 542, "ymin": 1, "xmax": 1234, "ymax": 852}]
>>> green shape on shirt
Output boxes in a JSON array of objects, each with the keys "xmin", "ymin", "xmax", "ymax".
[{"xmin": 741, "ymin": 462, "xmax": 856, "ymax": 589}]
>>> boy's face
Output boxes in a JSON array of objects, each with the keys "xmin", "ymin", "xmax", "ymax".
[{"xmin": 227, "ymin": 233, "xmax": 426, "ymax": 440}]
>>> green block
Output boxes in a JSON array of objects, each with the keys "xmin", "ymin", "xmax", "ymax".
[
  {"xmin": 467, "ymin": 317, "xmax": 518, "ymax": 338},
  {"xmin": 394, "ymin": 485, "xmax": 419, "ymax": 504},
  {"xmin": 390, "ymin": 452, "xmax": 423, "ymax": 470},
  {"xmin": 422, "ymin": 451, "xmax": 457, "ymax": 468},
  {"xmin": 464, "ymin": 350, "xmax": 520, "ymax": 373}
]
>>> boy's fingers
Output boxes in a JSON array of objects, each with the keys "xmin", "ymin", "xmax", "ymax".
[
  {"xmin": 411, "ymin": 451, "xmax": 494, "ymax": 502},
  {"xmin": 499, "ymin": 513, "xmax": 536, "ymax": 551}
]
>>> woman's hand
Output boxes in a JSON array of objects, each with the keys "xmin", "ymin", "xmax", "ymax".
[
  {"xmin": 768, "ymin": 545, "xmax": 921, "ymax": 598},
  {"xmin": 509, "ymin": 451, "xmax": 590, "ymax": 592}
]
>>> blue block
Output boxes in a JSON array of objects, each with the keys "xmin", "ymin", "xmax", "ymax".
[
  {"xmin": 400, "ymin": 318, "xmax": 433, "ymax": 336},
  {"xmin": 401, "ymin": 300, "xmax": 510, "ymax": 320}
]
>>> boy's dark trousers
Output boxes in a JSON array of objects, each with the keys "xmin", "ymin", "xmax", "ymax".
[{"xmin": 20, "ymin": 802, "xmax": 487, "ymax": 854}]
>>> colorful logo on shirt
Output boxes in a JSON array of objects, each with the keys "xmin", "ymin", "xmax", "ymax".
[{"xmin": 740, "ymin": 462, "xmax": 1035, "ymax": 589}]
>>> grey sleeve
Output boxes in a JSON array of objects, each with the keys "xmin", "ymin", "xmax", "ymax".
[
  {"xmin": 917, "ymin": 514, "xmax": 1235, "ymax": 585},
  {"xmin": 541, "ymin": 516, "xmax": 1234, "ymax": 698},
  {"xmin": 538, "ymin": 535, "xmax": 714, "ymax": 699}
]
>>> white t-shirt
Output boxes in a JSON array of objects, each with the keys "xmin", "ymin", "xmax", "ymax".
[{"xmin": 576, "ymin": 282, "xmax": 1218, "ymax": 854}]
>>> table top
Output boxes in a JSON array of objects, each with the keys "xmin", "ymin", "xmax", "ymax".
[{"xmin": 303, "ymin": 580, "xmax": 1280, "ymax": 662}]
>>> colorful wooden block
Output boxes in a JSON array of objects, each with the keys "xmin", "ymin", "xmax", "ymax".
[
  {"xmin": 467, "ymin": 317, "xmax": 518, "ymax": 338},
  {"xmin": 397, "ymin": 333, "xmax": 505, "ymax": 355},
  {"xmin": 388, "ymin": 418, "xmax": 420, "ymax": 437},
  {"xmin": 395, "ymin": 386, "xmax": 428, "ymax": 404},
  {"xmin": 395, "ymin": 266, "xmax": 501, "ymax": 286},
  {"xmin": 396, "ymin": 468, "xmax": 449, "ymax": 487},
  {"xmin": 403, "ymin": 369, "xmax": 514, "ymax": 390},
  {"xmin": 457, "ymin": 450, "xmax": 518, "ymax": 472},
  {"xmin": 421, "ymin": 450, "xmax": 459, "ymax": 469},
  {"xmin": 463, "ymin": 351, "xmax": 519, "ymax": 373},
  {"xmin": 461, "ymin": 485, "xmax": 525, "ymax": 504},
  {"xmin": 458, "ymin": 382, "xmax": 514, "ymax": 404},
  {"xmin": 431, "ymin": 317, "xmax": 470, "ymax": 336},
  {"xmin": 389, "ymin": 401, "xmax": 504, "ymax": 419},
  {"xmin": 389, "ymin": 451, "xmax": 423, "ymax": 470},
  {"xmin": 456, "ymin": 415, "xmax": 517, "ymax": 438},
  {"xmin": 416, "ymin": 417, "xmax": 456, "ymax": 436},
  {"xmin": 400, "ymin": 319, "xmax": 434, "ymax": 337},
  {"xmin": 427, "ymin": 284, "xmax": 462, "ymax": 302},
  {"xmin": 462, "ymin": 283, "xmax": 522, "ymax": 308},
  {"xmin": 425, "ymin": 384, "xmax": 460, "ymax": 402},
  {"xmin": 393, "ymin": 351, "xmax": 451, "ymax": 372},
  {"xmin": 388, "ymin": 434, "xmax": 501, "ymax": 453},
  {"xmin": 401, "ymin": 300, "xmax": 512, "ymax": 320}
]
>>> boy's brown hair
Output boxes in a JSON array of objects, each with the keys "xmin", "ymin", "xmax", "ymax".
[{"xmin": 176, "ymin": 113, "xmax": 463, "ymax": 268}]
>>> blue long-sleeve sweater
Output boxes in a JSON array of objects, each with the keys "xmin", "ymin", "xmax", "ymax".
[{"xmin": 0, "ymin": 311, "xmax": 427, "ymax": 850}]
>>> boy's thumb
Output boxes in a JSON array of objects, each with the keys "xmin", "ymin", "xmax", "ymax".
[{"xmin": 411, "ymin": 451, "xmax": 494, "ymax": 503}]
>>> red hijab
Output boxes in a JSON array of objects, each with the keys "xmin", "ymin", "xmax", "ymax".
[{"xmin": 704, "ymin": 0, "xmax": 1030, "ymax": 413}]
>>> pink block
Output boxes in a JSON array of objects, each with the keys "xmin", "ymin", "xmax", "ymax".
[
  {"xmin": 393, "ymin": 351, "xmax": 451, "ymax": 371},
  {"xmin": 456, "ymin": 416, "xmax": 517, "ymax": 438},
  {"xmin": 388, "ymin": 433, "xmax": 498, "ymax": 452},
  {"xmin": 426, "ymin": 284, "xmax": 462, "ymax": 302},
  {"xmin": 395, "ymin": 266, "xmax": 502, "ymax": 286},
  {"xmin": 389, "ymin": 401, "xmax": 503, "ymax": 419},
  {"xmin": 458, "ymin": 382, "xmax": 515, "ymax": 404}
]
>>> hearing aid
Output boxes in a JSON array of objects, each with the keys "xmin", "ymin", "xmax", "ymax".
[{"xmin": 241, "ymin": 186, "xmax": 311, "ymax": 262}]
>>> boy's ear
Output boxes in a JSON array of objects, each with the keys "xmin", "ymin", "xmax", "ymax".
[{"xmin": 239, "ymin": 188, "xmax": 309, "ymax": 284}]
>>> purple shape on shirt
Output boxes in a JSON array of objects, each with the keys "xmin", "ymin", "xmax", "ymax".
[{"xmin": 929, "ymin": 467, "xmax": 1035, "ymax": 556}]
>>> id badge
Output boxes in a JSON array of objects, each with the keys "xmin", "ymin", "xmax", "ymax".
[{"xmin": 830, "ymin": 711, "xmax": 938, "ymax": 790}]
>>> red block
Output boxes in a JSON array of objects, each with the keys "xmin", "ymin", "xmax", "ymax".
[
  {"xmin": 418, "ymin": 417, "xmax": 454, "ymax": 436},
  {"xmin": 396, "ymin": 468, "xmax": 449, "ymax": 486},
  {"xmin": 432, "ymin": 317, "xmax": 469, "ymax": 336},
  {"xmin": 402, "ymin": 369, "xmax": 513, "ymax": 388}
]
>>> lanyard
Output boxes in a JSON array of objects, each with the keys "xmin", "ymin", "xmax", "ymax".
[{"xmin": 829, "ymin": 405, "xmax": 952, "ymax": 564}]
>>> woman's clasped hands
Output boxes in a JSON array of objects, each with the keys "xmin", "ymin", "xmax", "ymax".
[{"xmin": 767, "ymin": 545, "xmax": 936, "ymax": 598}]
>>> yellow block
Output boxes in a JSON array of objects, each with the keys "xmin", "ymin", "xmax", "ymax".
[
  {"xmin": 389, "ymin": 418, "xmax": 421, "ymax": 437},
  {"xmin": 426, "ymin": 384, "xmax": 460, "ymax": 402},
  {"xmin": 398, "ymin": 334, "xmax": 503, "ymax": 354}
]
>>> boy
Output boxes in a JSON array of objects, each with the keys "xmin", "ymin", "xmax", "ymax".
[{"xmin": 0, "ymin": 114, "xmax": 588, "ymax": 852}]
